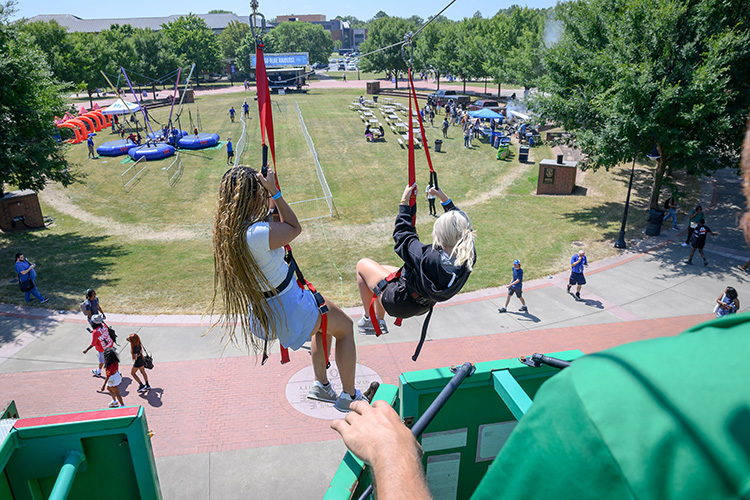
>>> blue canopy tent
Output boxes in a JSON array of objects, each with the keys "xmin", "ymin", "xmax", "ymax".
[{"xmin": 468, "ymin": 108, "xmax": 504, "ymax": 120}]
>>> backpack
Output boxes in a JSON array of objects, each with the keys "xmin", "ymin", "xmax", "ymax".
[{"xmin": 104, "ymin": 324, "xmax": 117, "ymax": 344}]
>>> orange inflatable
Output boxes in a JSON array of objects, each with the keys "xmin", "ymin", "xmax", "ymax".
[{"xmin": 57, "ymin": 122, "xmax": 84, "ymax": 143}]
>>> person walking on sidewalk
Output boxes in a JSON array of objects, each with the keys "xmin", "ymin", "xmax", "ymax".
[
  {"xmin": 682, "ymin": 205, "xmax": 705, "ymax": 247},
  {"xmin": 211, "ymin": 167, "xmax": 364, "ymax": 412},
  {"xmin": 127, "ymin": 334, "xmax": 151, "ymax": 393},
  {"xmin": 100, "ymin": 348, "xmax": 125, "ymax": 408},
  {"xmin": 82, "ymin": 289, "xmax": 105, "ymax": 327},
  {"xmin": 687, "ymin": 221, "xmax": 717, "ymax": 266},
  {"xmin": 499, "ymin": 259, "xmax": 527, "ymax": 313},
  {"xmin": 714, "ymin": 287, "xmax": 739, "ymax": 318},
  {"xmin": 662, "ymin": 196, "xmax": 679, "ymax": 230},
  {"xmin": 15, "ymin": 253, "xmax": 49, "ymax": 304},
  {"xmin": 82, "ymin": 314, "xmax": 114, "ymax": 377},
  {"xmin": 567, "ymin": 250, "xmax": 588, "ymax": 301}
]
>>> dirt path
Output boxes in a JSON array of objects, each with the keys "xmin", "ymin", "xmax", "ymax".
[{"xmin": 40, "ymin": 186, "xmax": 205, "ymax": 241}]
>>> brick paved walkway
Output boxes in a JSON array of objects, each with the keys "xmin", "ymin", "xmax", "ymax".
[{"xmin": 0, "ymin": 314, "xmax": 707, "ymax": 458}]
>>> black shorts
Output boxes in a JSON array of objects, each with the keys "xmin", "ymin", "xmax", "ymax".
[
  {"xmin": 692, "ymin": 239, "xmax": 705, "ymax": 249},
  {"xmin": 507, "ymin": 287, "xmax": 522, "ymax": 298},
  {"xmin": 133, "ymin": 355, "xmax": 144, "ymax": 368},
  {"xmin": 569, "ymin": 272, "xmax": 586, "ymax": 286},
  {"xmin": 227, "ymin": 151, "xmax": 235, "ymax": 158},
  {"xmin": 381, "ymin": 277, "xmax": 433, "ymax": 319}
]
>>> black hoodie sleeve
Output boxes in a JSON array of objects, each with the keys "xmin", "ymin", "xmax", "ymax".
[{"xmin": 392, "ymin": 204, "xmax": 430, "ymax": 270}]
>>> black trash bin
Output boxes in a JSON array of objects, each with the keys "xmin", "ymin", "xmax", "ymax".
[
  {"xmin": 434, "ymin": 139, "xmax": 443, "ymax": 152},
  {"xmin": 373, "ymin": 96, "xmax": 378, "ymax": 103},
  {"xmin": 518, "ymin": 146, "xmax": 529, "ymax": 163},
  {"xmin": 645, "ymin": 208, "xmax": 665, "ymax": 236}
]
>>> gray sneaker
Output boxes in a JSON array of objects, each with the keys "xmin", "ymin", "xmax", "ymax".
[
  {"xmin": 519, "ymin": 305, "xmax": 528, "ymax": 312},
  {"xmin": 357, "ymin": 316, "xmax": 388, "ymax": 335},
  {"xmin": 334, "ymin": 390, "xmax": 369, "ymax": 413},
  {"xmin": 498, "ymin": 307, "xmax": 507, "ymax": 313},
  {"xmin": 307, "ymin": 381, "xmax": 337, "ymax": 403}
]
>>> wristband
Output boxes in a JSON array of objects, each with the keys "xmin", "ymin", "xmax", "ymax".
[
  {"xmin": 441, "ymin": 198, "xmax": 452, "ymax": 206},
  {"xmin": 271, "ymin": 191, "xmax": 282, "ymax": 200}
]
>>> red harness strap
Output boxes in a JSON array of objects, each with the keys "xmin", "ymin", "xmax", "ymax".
[
  {"xmin": 368, "ymin": 268, "xmax": 402, "ymax": 337},
  {"xmin": 255, "ymin": 41, "xmax": 329, "ymax": 367}
]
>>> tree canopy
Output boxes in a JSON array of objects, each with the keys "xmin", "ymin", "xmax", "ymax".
[
  {"xmin": 532, "ymin": 0, "xmax": 750, "ymax": 208},
  {"xmin": 263, "ymin": 21, "xmax": 333, "ymax": 65},
  {"xmin": 0, "ymin": 1, "xmax": 77, "ymax": 193},
  {"xmin": 161, "ymin": 14, "xmax": 220, "ymax": 85},
  {"xmin": 357, "ymin": 16, "xmax": 416, "ymax": 88},
  {"xmin": 218, "ymin": 20, "xmax": 250, "ymax": 60}
]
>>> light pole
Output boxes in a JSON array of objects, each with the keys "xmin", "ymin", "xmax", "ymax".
[{"xmin": 614, "ymin": 143, "xmax": 660, "ymax": 249}]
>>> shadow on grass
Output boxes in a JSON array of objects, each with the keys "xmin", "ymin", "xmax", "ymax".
[{"xmin": 1, "ymin": 231, "xmax": 126, "ymax": 311}]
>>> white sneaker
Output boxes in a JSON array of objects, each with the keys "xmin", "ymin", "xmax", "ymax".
[
  {"xmin": 334, "ymin": 390, "xmax": 369, "ymax": 413},
  {"xmin": 91, "ymin": 369, "xmax": 101, "ymax": 376},
  {"xmin": 108, "ymin": 400, "xmax": 119, "ymax": 408},
  {"xmin": 307, "ymin": 381, "xmax": 338, "ymax": 403},
  {"xmin": 681, "ymin": 243, "xmax": 688, "ymax": 247},
  {"xmin": 357, "ymin": 316, "xmax": 388, "ymax": 335}
]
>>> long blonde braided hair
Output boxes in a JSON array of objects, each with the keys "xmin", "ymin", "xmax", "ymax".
[{"xmin": 210, "ymin": 166, "xmax": 281, "ymax": 351}]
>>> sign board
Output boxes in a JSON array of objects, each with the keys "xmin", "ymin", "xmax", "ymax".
[
  {"xmin": 230, "ymin": 64, "xmax": 236, "ymax": 74},
  {"xmin": 251, "ymin": 52, "xmax": 309, "ymax": 68}
]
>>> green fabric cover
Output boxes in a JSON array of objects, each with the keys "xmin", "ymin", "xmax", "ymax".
[{"xmin": 472, "ymin": 313, "xmax": 750, "ymax": 500}]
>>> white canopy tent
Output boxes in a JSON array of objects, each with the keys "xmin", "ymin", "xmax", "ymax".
[{"xmin": 102, "ymin": 100, "xmax": 141, "ymax": 115}]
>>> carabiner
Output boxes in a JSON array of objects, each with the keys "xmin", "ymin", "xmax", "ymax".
[
  {"xmin": 249, "ymin": 0, "xmax": 267, "ymax": 44},
  {"xmin": 401, "ymin": 31, "xmax": 414, "ymax": 68}
]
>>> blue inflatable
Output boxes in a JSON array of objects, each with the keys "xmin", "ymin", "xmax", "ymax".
[
  {"xmin": 177, "ymin": 133, "xmax": 220, "ymax": 150},
  {"xmin": 128, "ymin": 143, "xmax": 175, "ymax": 161},
  {"xmin": 97, "ymin": 139, "xmax": 138, "ymax": 157}
]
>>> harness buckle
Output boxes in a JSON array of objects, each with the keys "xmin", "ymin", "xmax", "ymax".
[{"xmin": 312, "ymin": 291, "xmax": 328, "ymax": 315}]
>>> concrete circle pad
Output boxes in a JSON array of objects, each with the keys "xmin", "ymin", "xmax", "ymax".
[{"xmin": 286, "ymin": 362, "xmax": 382, "ymax": 420}]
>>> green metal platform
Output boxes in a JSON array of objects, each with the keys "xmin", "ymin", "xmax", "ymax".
[
  {"xmin": 0, "ymin": 402, "xmax": 161, "ymax": 500},
  {"xmin": 325, "ymin": 350, "xmax": 583, "ymax": 499}
]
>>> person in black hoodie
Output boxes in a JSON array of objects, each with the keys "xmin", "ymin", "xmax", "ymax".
[{"xmin": 355, "ymin": 183, "xmax": 475, "ymax": 357}]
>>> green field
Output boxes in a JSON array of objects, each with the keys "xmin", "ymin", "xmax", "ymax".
[{"xmin": 0, "ymin": 87, "xmax": 691, "ymax": 314}]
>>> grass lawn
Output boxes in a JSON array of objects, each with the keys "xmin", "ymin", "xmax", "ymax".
[{"xmin": 0, "ymin": 87, "xmax": 697, "ymax": 313}]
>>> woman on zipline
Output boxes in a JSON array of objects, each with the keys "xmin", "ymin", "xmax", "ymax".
[
  {"xmin": 356, "ymin": 183, "xmax": 476, "ymax": 335},
  {"xmin": 212, "ymin": 166, "xmax": 365, "ymax": 412}
]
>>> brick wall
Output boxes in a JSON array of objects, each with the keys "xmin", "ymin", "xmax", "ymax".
[
  {"xmin": 0, "ymin": 190, "xmax": 44, "ymax": 231},
  {"xmin": 536, "ymin": 160, "xmax": 577, "ymax": 195}
]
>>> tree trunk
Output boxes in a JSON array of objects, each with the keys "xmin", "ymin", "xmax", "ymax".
[
  {"xmin": 648, "ymin": 145, "xmax": 667, "ymax": 209},
  {"xmin": 87, "ymin": 89, "xmax": 94, "ymax": 109},
  {"xmin": 394, "ymin": 69, "xmax": 398, "ymax": 89},
  {"xmin": 462, "ymin": 79, "xmax": 466, "ymax": 93},
  {"xmin": 436, "ymin": 72, "xmax": 440, "ymax": 90},
  {"xmin": 498, "ymin": 83, "xmax": 502, "ymax": 99}
]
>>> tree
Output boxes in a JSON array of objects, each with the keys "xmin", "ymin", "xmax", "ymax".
[
  {"xmin": 263, "ymin": 21, "xmax": 333, "ymax": 65},
  {"xmin": 218, "ymin": 20, "xmax": 251, "ymax": 60},
  {"xmin": 234, "ymin": 32, "xmax": 255, "ymax": 75},
  {"xmin": 371, "ymin": 11, "xmax": 389, "ymax": 22},
  {"xmin": 0, "ymin": 1, "xmax": 77, "ymax": 194},
  {"xmin": 18, "ymin": 20, "xmax": 78, "ymax": 84},
  {"xmin": 162, "ymin": 14, "xmax": 220, "ymax": 86},
  {"xmin": 413, "ymin": 18, "xmax": 450, "ymax": 89},
  {"xmin": 357, "ymin": 16, "xmax": 415, "ymax": 88},
  {"xmin": 532, "ymin": 0, "xmax": 750, "ymax": 209},
  {"xmin": 131, "ymin": 28, "xmax": 183, "ymax": 88}
]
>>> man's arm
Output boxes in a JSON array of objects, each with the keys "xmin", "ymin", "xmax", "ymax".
[{"xmin": 331, "ymin": 401, "xmax": 432, "ymax": 500}]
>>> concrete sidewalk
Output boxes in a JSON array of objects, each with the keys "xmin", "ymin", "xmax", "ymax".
[{"xmin": 1, "ymin": 169, "xmax": 748, "ymax": 499}]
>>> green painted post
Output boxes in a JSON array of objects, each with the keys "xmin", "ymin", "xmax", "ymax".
[
  {"xmin": 49, "ymin": 450, "xmax": 85, "ymax": 500},
  {"xmin": 492, "ymin": 370, "xmax": 533, "ymax": 420}
]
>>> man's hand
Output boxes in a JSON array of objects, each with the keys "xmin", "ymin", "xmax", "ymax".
[{"xmin": 331, "ymin": 400, "xmax": 419, "ymax": 467}]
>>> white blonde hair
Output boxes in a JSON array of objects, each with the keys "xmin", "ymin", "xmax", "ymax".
[{"xmin": 432, "ymin": 210, "xmax": 475, "ymax": 271}]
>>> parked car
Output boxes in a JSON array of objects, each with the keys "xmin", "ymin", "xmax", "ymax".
[
  {"xmin": 346, "ymin": 63, "xmax": 357, "ymax": 71},
  {"xmin": 468, "ymin": 100, "xmax": 503, "ymax": 113},
  {"xmin": 429, "ymin": 89, "xmax": 471, "ymax": 106},
  {"xmin": 338, "ymin": 63, "xmax": 346, "ymax": 71}
]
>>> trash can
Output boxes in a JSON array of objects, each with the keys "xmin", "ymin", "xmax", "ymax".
[
  {"xmin": 519, "ymin": 146, "xmax": 529, "ymax": 163},
  {"xmin": 645, "ymin": 208, "xmax": 665, "ymax": 236},
  {"xmin": 373, "ymin": 96, "xmax": 379, "ymax": 103},
  {"xmin": 434, "ymin": 139, "xmax": 443, "ymax": 152}
]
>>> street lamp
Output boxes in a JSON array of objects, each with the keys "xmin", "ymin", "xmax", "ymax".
[{"xmin": 614, "ymin": 143, "xmax": 660, "ymax": 249}]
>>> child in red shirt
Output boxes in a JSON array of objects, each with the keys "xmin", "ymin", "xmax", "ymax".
[
  {"xmin": 101, "ymin": 348, "xmax": 124, "ymax": 408},
  {"xmin": 82, "ymin": 314, "xmax": 113, "ymax": 377}
]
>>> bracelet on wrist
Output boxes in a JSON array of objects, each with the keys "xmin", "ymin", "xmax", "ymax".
[
  {"xmin": 271, "ymin": 191, "xmax": 282, "ymax": 200},
  {"xmin": 441, "ymin": 198, "xmax": 452, "ymax": 206}
]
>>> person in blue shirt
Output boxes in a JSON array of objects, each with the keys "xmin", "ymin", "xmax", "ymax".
[
  {"xmin": 242, "ymin": 101, "xmax": 250, "ymax": 118},
  {"xmin": 226, "ymin": 138, "xmax": 234, "ymax": 165},
  {"xmin": 499, "ymin": 259, "xmax": 527, "ymax": 313},
  {"xmin": 229, "ymin": 106, "xmax": 236, "ymax": 123},
  {"xmin": 87, "ymin": 135, "xmax": 97, "ymax": 159},
  {"xmin": 15, "ymin": 253, "xmax": 48, "ymax": 303},
  {"xmin": 567, "ymin": 249, "xmax": 588, "ymax": 300}
]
